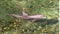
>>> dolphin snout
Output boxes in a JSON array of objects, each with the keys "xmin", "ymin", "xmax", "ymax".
[{"xmin": 42, "ymin": 16, "xmax": 47, "ymax": 19}]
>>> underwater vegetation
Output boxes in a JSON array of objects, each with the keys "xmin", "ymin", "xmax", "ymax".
[{"xmin": 0, "ymin": 0, "xmax": 59, "ymax": 34}]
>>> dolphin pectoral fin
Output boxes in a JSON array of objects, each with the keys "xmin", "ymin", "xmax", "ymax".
[{"xmin": 31, "ymin": 19, "xmax": 37, "ymax": 22}]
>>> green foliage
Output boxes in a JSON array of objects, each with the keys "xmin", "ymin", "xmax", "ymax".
[{"xmin": 0, "ymin": 0, "xmax": 59, "ymax": 34}]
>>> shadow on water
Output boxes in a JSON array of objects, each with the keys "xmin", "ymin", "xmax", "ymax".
[
  {"xmin": 46, "ymin": 18, "xmax": 58, "ymax": 25},
  {"xmin": 35, "ymin": 18, "xmax": 58, "ymax": 27},
  {"xmin": 35, "ymin": 18, "xmax": 58, "ymax": 24}
]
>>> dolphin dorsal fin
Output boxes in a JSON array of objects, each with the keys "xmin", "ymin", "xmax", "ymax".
[{"xmin": 22, "ymin": 8, "xmax": 28, "ymax": 16}]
